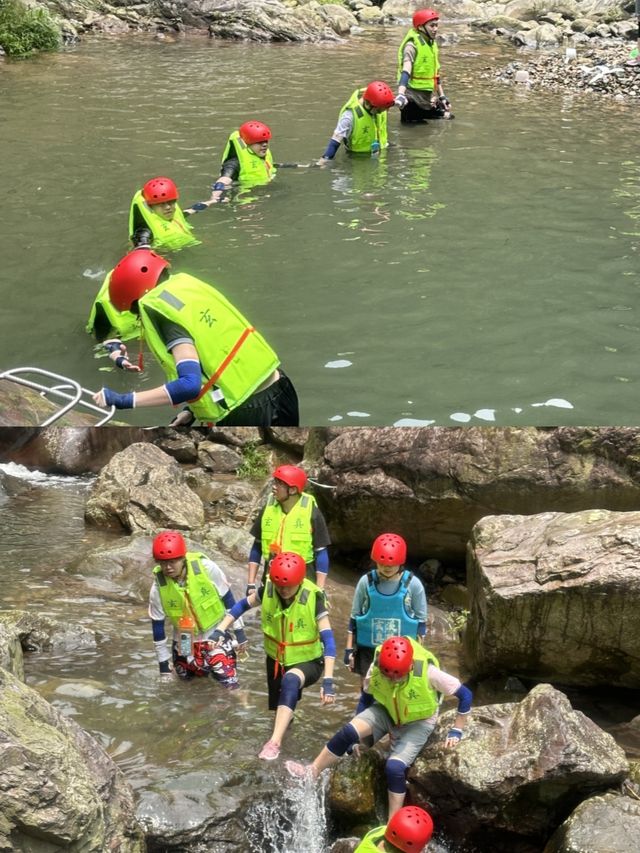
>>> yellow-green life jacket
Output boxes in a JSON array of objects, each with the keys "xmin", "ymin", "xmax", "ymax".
[
  {"xmin": 86, "ymin": 270, "xmax": 140, "ymax": 341},
  {"xmin": 139, "ymin": 272, "xmax": 280, "ymax": 423},
  {"xmin": 128, "ymin": 189, "xmax": 199, "ymax": 251},
  {"xmin": 397, "ymin": 29, "xmax": 440, "ymax": 91},
  {"xmin": 355, "ymin": 826, "xmax": 386, "ymax": 852},
  {"xmin": 340, "ymin": 89, "xmax": 389, "ymax": 154},
  {"xmin": 153, "ymin": 552, "xmax": 226, "ymax": 631},
  {"xmin": 261, "ymin": 577, "xmax": 323, "ymax": 667},
  {"xmin": 369, "ymin": 638, "xmax": 440, "ymax": 724},
  {"xmin": 260, "ymin": 492, "xmax": 316, "ymax": 563},
  {"xmin": 221, "ymin": 131, "xmax": 277, "ymax": 187}
]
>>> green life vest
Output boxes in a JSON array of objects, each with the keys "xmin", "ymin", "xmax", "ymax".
[
  {"xmin": 340, "ymin": 89, "xmax": 389, "ymax": 154},
  {"xmin": 261, "ymin": 577, "xmax": 323, "ymax": 667},
  {"xmin": 153, "ymin": 552, "xmax": 226, "ymax": 631},
  {"xmin": 128, "ymin": 190, "xmax": 199, "ymax": 251},
  {"xmin": 355, "ymin": 826, "xmax": 386, "ymax": 852},
  {"xmin": 397, "ymin": 29, "xmax": 440, "ymax": 92},
  {"xmin": 138, "ymin": 272, "xmax": 280, "ymax": 423},
  {"xmin": 221, "ymin": 131, "xmax": 277, "ymax": 187},
  {"xmin": 260, "ymin": 492, "xmax": 316, "ymax": 563},
  {"xmin": 85, "ymin": 270, "xmax": 140, "ymax": 341},
  {"xmin": 370, "ymin": 638, "xmax": 440, "ymax": 724}
]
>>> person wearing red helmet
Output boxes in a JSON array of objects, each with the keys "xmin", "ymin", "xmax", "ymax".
[
  {"xmin": 203, "ymin": 120, "xmax": 277, "ymax": 206},
  {"xmin": 86, "ymin": 176, "xmax": 201, "ymax": 344},
  {"xmin": 395, "ymin": 9, "xmax": 453, "ymax": 124},
  {"xmin": 246, "ymin": 465, "xmax": 331, "ymax": 592},
  {"xmin": 213, "ymin": 550, "xmax": 336, "ymax": 761},
  {"xmin": 148, "ymin": 531, "xmax": 247, "ymax": 687},
  {"xmin": 91, "ymin": 248, "xmax": 299, "ymax": 426},
  {"xmin": 355, "ymin": 805, "xmax": 434, "ymax": 852},
  {"xmin": 345, "ymin": 533, "xmax": 427, "ymax": 687},
  {"xmin": 286, "ymin": 634, "xmax": 472, "ymax": 818},
  {"xmin": 317, "ymin": 81, "xmax": 396, "ymax": 165}
]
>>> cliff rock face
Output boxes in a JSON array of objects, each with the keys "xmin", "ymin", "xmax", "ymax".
[
  {"xmin": 464, "ymin": 508, "xmax": 640, "ymax": 687},
  {"xmin": 314, "ymin": 427, "xmax": 640, "ymax": 562}
]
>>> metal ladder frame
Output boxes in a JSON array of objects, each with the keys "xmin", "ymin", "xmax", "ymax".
[{"xmin": 0, "ymin": 367, "xmax": 116, "ymax": 426}]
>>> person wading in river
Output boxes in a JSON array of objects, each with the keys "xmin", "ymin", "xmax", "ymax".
[
  {"xmin": 213, "ymin": 551, "xmax": 336, "ymax": 761},
  {"xmin": 246, "ymin": 465, "xmax": 331, "ymax": 594},
  {"xmin": 148, "ymin": 531, "xmax": 246, "ymax": 686},
  {"xmin": 91, "ymin": 248, "xmax": 299, "ymax": 427},
  {"xmin": 395, "ymin": 9, "xmax": 453, "ymax": 123},
  {"xmin": 286, "ymin": 635, "xmax": 472, "ymax": 818},
  {"xmin": 317, "ymin": 81, "xmax": 396, "ymax": 165}
]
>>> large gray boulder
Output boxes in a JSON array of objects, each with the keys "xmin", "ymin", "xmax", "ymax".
[
  {"xmin": 544, "ymin": 791, "xmax": 640, "ymax": 853},
  {"xmin": 411, "ymin": 684, "xmax": 629, "ymax": 848},
  {"xmin": 314, "ymin": 427, "xmax": 640, "ymax": 563},
  {"xmin": 464, "ymin": 509, "xmax": 640, "ymax": 687},
  {"xmin": 0, "ymin": 667, "xmax": 145, "ymax": 851},
  {"xmin": 84, "ymin": 441, "xmax": 205, "ymax": 531}
]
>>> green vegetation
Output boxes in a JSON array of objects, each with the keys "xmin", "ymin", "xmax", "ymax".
[
  {"xmin": 0, "ymin": 0, "xmax": 61, "ymax": 57},
  {"xmin": 238, "ymin": 442, "xmax": 270, "ymax": 481}
]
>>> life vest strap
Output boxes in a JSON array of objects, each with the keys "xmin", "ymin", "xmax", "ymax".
[{"xmin": 191, "ymin": 326, "xmax": 256, "ymax": 403}]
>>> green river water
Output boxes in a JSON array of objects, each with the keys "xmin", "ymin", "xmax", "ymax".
[{"xmin": 1, "ymin": 27, "xmax": 640, "ymax": 426}]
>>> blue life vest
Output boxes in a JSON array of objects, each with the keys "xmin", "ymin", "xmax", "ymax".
[{"xmin": 354, "ymin": 570, "xmax": 419, "ymax": 649}]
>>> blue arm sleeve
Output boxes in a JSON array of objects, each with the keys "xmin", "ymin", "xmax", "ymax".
[
  {"xmin": 249, "ymin": 540, "xmax": 262, "ymax": 563},
  {"xmin": 222, "ymin": 590, "xmax": 236, "ymax": 610},
  {"xmin": 454, "ymin": 684, "xmax": 473, "ymax": 714},
  {"xmin": 164, "ymin": 359, "xmax": 202, "ymax": 405},
  {"xmin": 229, "ymin": 597, "xmax": 252, "ymax": 619},
  {"xmin": 152, "ymin": 619, "xmax": 166, "ymax": 641},
  {"xmin": 319, "ymin": 628, "xmax": 336, "ymax": 658},
  {"xmin": 315, "ymin": 548, "xmax": 329, "ymax": 575},
  {"xmin": 322, "ymin": 138, "xmax": 340, "ymax": 160},
  {"xmin": 399, "ymin": 70, "xmax": 411, "ymax": 87},
  {"xmin": 417, "ymin": 621, "xmax": 427, "ymax": 637},
  {"xmin": 356, "ymin": 690, "xmax": 375, "ymax": 715}
]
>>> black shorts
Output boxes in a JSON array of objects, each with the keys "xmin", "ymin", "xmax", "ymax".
[
  {"xmin": 400, "ymin": 98, "xmax": 447, "ymax": 124},
  {"xmin": 218, "ymin": 369, "xmax": 299, "ymax": 427},
  {"xmin": 353, "ymin": 645, "xmax": 375, "ymax": 678},
  {"xmin": 266, "ymin": 655, "xmax": 324, "ymax": 710}
]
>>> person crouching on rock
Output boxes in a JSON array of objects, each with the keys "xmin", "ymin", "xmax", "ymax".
[
  {"xmin": 212, "ymin": 551, "xmax": 336, "ymax": 761},
  {"xmin": 148, "ymin": 531, "xmax": 247, "ymax": 687},
  {"xmin": 286, "ymin": 635, "xmax": 472, "ymax": 819}
]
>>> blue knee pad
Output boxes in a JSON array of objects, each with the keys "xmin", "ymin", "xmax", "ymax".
[
  {"xmin": 278, "ymin": 671, "xmax": 302, "ymax": 710},
  {"xmin": 327, "ymin": 722, "xmax": 360, "ymax": 757},
  {"xmin": 385, "ymin": 758, "xmax": 408, "ymax": 794}
]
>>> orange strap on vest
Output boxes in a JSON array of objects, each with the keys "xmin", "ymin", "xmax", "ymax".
[{"xmin": 190, "ymin": 326, "xmax": 256, "ymax": 402}]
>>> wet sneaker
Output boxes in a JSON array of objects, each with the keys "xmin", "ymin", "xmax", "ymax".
[
  {"xmin": 625, "ymin": 57, "xmax": 640, "ymax": 67},
  {"xmin": 285, "ymin": 760, "xmax": 310, "ymax": 778},
  {"xmin": 258, "ymin": 740, "xmax": 281, "ymax": 761}
]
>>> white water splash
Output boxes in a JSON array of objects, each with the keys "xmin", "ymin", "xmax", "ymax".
[
  {"xmin": 247, "ymin": 771, "xmax": 327, "ymax": 853},
  {"xmin": 324, "ymin": 360, "xmax": 352, "ymax": 368},
  {"xmin": 0, "ymin": 462, "xmax": 90, "ymax": 487}
]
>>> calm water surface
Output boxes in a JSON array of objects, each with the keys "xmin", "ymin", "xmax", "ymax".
[{"xmin": 2, "ymin": 28, "xmax": 640, "ymax": 426}]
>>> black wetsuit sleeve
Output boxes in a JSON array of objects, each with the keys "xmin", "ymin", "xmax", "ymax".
[{"xmin": 220, "ymin": 156, "xmax": 240, "ymax": 181}]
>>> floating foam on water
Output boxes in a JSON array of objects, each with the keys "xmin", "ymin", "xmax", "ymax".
[
  {"xmin": 82, "ymin": 268, "xmax": 105, "ymax": 280},
  {"xmin": 512, "ymin": 408, "xmax": 523, "ymax": 414},
  {"xmin": 393, "ymin": 418, "xmax": 436, "ymax": 426},
  {"xmin": 531, "ymin": 398, "xmax": 573, "ymax": 409},
  {"xmin": 324, "ymin": 360, "xmax": 352, "ymax": 369},
  {"xmin": 328, "ymin": 415, "xmax": 343, "ymax": 422},
  {"xmin": 347, "ymin": 411, "xmax": 370, "ymax": 418},
  {"xmin": 474, "ymin": 409, "xmax": 496, "ymax": 422},
  {"xmin": 450, "ymin": 412, "xmax": 471, "ymax": 423}
]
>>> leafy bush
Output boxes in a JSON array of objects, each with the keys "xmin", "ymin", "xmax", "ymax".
[
  {"xmin": 0, "ymin": 0, "xmax": 61, "ymax": 57},
  {"xmin": 238, "ymin": 442, "xmax": 270, "ymax": 481}
]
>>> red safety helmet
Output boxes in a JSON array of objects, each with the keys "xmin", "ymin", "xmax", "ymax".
[
  {"xmin": 413, "ymin": 8, "xmax": 439, "ymax": 28},
  {"xmin": 385, "ymin": 806, "xmax": 434, "ymax": 853},
  {"xmin": 269, "ymin": 552, "xmax": 306, "ymax": 587},
  {"xmin": 142, "ymin": 176, "xmax": 179, "ymax": 204},
  {"xmin": 239, "ymin": 121, "xmax": 272, "ymax": 145},
  {"xmin": 371, "ymin": 533, "xmax": 407, "ymax": 567},
  {"xmin": 153, "ymin": 531, "xmax": 187, "ymax": 560},
  {"xmin": 108, "ymin": 248, "xmax": 170, "ymax": 311},
  {"xmin": 378, "ymin": 636, "xmax": 413, "ymax": 679},
  {"xmin": 363, "ymin": 81, "xmax": 395, "ymax": 110},
  {"xmin": 273, "ymin": 465, "xmax": 307, "ymax": 492}
]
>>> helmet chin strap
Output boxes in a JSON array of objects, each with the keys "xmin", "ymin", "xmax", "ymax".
[{"xmin": 137, "ymin": 327, "xmax": 144, "ymax": 371}]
